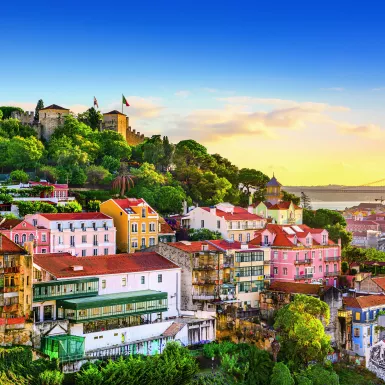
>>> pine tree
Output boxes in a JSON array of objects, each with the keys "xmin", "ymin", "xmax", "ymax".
[
  {"xmin": 301, "ymin": 191, "xmax": 312, "ymax": 210},
  {"xmin": 34, "ymin": 99, "xmax": 44, "ymax": 121}
]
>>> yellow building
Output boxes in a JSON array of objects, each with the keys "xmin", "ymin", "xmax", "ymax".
[{"xmin": 100, "ymin": 198, "xmax": 159, "ymax": 253}]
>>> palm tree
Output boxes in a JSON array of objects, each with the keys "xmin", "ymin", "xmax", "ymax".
[{"xmin": 112, "ymin": 163, "xmax": 135, "ymax": 197}]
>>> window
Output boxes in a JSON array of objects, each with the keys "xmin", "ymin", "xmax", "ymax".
[
  {"xmin": 264, "ymin": 235, "xmax": 269, "ymax": 245},
  {"xmin": 102, "ymin": 280, "xmax": 106, "ymax": 289},
  {"xmin": 58, "ymin": 224, "xmax": 62, "ymax": 232},
  {"xmin": 33, "ymin": 219, "xmax": 37, "ymax": 226},
  {"xmin": 334, "ymin": 263, "xmax": 337, "ymax": 272},
  {"xmin": 355, "ymin": 312, "xmax": 361, "ymax": 321},
  {"xmin": 273, "ymin": 267, "xmax": 278, "ymax": 275},
  {"xmin": 238, "ymin": 234, "xmax": 242, "ymax": 242},
  {"xmin": 41, "ymin": 248, "xmax": 47, "ymax": 253},
  {"xmin": 368, "ymin": 327, "xmax": 371, "ymax": 336},
  {"xmin": 322, "ymin": 234, "xmax": 327, "ymax": 244},
  {"xmin": 82, "ymin": 235, "xmax": 87, "ymax": 243},
  {"xmin": 14, "ymin": 234, "xmax": 19, "ymax": 244},
  {"xmin": 69, "ymin": 223, "xmax": 74, "ymax": 232},
  {"xmin": 132, "ymin": 239, "xmax": 138, "ymax": 248},
  {"xmin": 122, "ymin": 278, "xmax": 127, "ymax": 287},
  {"xmin": 58, "ymin": 236, "xmax": 63, "ymax": 245},
  {"xmin": 237, "ymin": 221, "xmax": 241, "ymax": 229},
  {"xmin": 217, "ymin": 220, "xmax": 220, "ymax": 229},
  {"xmin": 246, "ymin": 233, "xmax": 250, "ymax": 242},
  {"xmin": 274, "ymin": 251, "xmax": 278, "ymax": 259},
  {"xmin": 93, "ymin": 235, "xmax": 98, "ymax": 246},
  {"xmin": 319, "ymin": 266, "xmax": 322, "ymax": 273},
  {"xmin": 283, "ymin": 252, "xmax": 288, "ymax": 260},
  {"xmin": 92, "ymin": 222, "xmax": 96, "ymax": 230},
  {"xmin": 142, "ymin": 208, "xmax": 146, "ymax": 218},
  {"xmin": 230, "ymin": 234, "xmax": 234, "ymax": 241},
  {"xmin": 70, "ymin": 236, "xmax": 75, "ymax": 247},
  {"xmin": 29, "ymin": 233, "xmax": 34, "ymax": 241},
  {"xmin": 82, "ymin": 250, "xmax": 86, "ymax": 257},
  {"xmin": 201, "ymin": 220, "xmax": 205, "ymax": 228},
  {"xmin": 149, "ymin": 237, "xmax": 155, "ymax": 246},
  {"xmin": 354, "ymin": 328, "xmax": 360, "ymax": 337},
  {"xmin": 81, "ymin": 223, "xmax": 85, "ymax": 231},
  {"xmin": 22, "ymin": 234, "xmax": 26, "ymax": 244},
  {"xmin": 104, "ymin": 248, "xmax": 108, "ymax": 255},
  {"xmin": 319, "ymin": 251, "xmax": 322, "ymax": 260},
  {"xmin": 158, "ymin": 274, "xmax": 162, "ymax": 283},
  {"xmin": 229, "ymin": 222, "xmax": 233, "ymax": 230},
  {"xmin": 142, "ymin": 223, "xmax": 146, "ymax": 232},
  {"xmin": 141, "ymin": 238, "xmax": 146, "ymax": 247},
  {"xmin": 283, "ymin": 268, "xmax": 288, "ymax": 275},
  {"xmin": 141, "ymin": 276, "xmax": 145, "ymax": 284},
  {"xmin": 42, "ymin": 233, "xmax": 46, "ymax": 242},
  {"xmin": 312, "ymin": 251, "xmax": 315, "ymax": 259},
  {"xmin": 104, "ymin": 234, "xmax": 109, "ymax": 242},
  {"xmin": 93, "ymin": 249, "xmax": 98, "ymax": 256},
  {"xmin": 149, "ymin": 223, "xmax": 156, "ymax": 232},
  {"xmin": 132, "ymin": 223, "xmax": 138, "ymax": 233}
]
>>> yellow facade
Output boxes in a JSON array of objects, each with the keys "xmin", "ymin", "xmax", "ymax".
[
  {"xmin": 100, "ymin": 198, "xmax": 159, "ymax": 253},
  {"xmin": 103, "ymin": 112, "xmax": 128, "ymax": 140}
]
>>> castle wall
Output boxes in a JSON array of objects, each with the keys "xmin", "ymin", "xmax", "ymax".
[{"xmin": 126, "ymin": 127, "xmax": 145, "ymax": 146}]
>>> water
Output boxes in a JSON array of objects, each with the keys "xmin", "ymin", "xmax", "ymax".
[{"xmin": 310, "ymin": 201, "xmax": 377, "ymax": 211}]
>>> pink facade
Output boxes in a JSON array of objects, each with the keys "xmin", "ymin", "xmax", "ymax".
[
  {"xmin": 25, "ymin": 213, "xmax": 116, "ymax": 257},
  {"xmin": 250, "ymin": 224, "xmax": 341, "ymax": 286},
  {"xmin": 29, "ymin": 182, "xmax": 69, "ymax": 200},
  {"xmin": 0, "ymin": 219, "xmax": 50, "ymax": 253}
]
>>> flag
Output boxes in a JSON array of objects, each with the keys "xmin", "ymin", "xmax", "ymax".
[
  {"xmin": 93, "ymin": 96, "xmax": 99, "ymax": 108},
  {"xmin": 122, "ymin": 94, "xmax": 130, "ymax": 107}
]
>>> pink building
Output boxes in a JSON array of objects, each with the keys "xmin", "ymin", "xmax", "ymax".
[
  {"xmin": 0, "ymin": 218, "xmax": 50, "ymax": 253},
  {"xmin": 25, "ymin": 213, "xmax": 116, "ymax": 256},
  {"xmin": 250, "ymin": 224, "xmax": 341, "ymax": 286}
]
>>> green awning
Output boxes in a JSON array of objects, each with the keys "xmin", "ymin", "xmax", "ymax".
[
  {"xmin": 57, "ymin": 290, "xmax": 167, "ymax": 310},
  {"xmin": 33, "ymin": 277, "xmax": 99, "ymax": 288}
]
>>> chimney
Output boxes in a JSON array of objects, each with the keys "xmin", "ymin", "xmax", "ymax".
[{"xmin": 70, "ymin": 265, "xmax": 84, "ymax": 271}]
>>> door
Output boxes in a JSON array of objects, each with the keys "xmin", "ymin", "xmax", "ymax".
[
  {"xmin": 121, "ymin": 332, "xmax": 126, "ymax": 344},
  {"xmin": 43, "ymin": 305, "xmax": 53, "ymax": 321}
]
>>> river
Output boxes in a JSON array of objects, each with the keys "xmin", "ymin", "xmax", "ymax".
[{"xmin": 310, "ymin": 201, "xmax": 378, "ymax": 211}]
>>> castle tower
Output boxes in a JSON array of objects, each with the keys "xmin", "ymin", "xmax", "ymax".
[
  {"xmin": 266, "ymin": 175, "xmax": 283, "ymax": 205},
  {"xmin": 102, "ymin": 110, "xmax": 129, "ymax": 141},
  {"xmin": 39, "ymin": 104, "xmax": 70, "ymax": 141}
]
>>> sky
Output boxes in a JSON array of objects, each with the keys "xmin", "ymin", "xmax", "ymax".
[{"xmin": 1, "ymin": 0, "xmax": 385, "ymax": 186}]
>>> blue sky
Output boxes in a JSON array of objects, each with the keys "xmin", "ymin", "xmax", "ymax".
[{"xmin": 1, "ymin": 0, "xmax": 385, "ymax": 184}]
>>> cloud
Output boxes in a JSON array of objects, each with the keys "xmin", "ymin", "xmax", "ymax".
[
  {"xmin": 174, "ymin": 90, "xmax": 190, "ymax": 98},
  {"xmin": 372, "ymin": 87, "xmax": 385, "ymax": 92},
  {"xmin": 202, "ymin": 88, "xmax": 218, "ymax": 93},
  {"xmin": 321, "ymin": 87, "xmax": 344, "ymax": 92},
  {"xmin": 334, "ymin": 121, "xmax": 385, "ymax": 139}
]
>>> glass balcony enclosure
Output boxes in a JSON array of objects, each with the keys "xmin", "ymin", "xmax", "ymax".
[{"xmin": 33, "ymin": 278, "xmax": 99, "ymax": 301}]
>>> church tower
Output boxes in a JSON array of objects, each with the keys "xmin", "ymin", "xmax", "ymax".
[{"xmin": 266, "ymin": 175, "xmax": 283, "ymax": 205}]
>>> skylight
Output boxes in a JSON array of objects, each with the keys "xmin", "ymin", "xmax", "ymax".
[
  {"xmin": 283, "ymin": 227, "xmax": 295, "ymax": 235},
  {"xmin": 291, "ymin": 226, "xmax": 304, "ymax": 232}
]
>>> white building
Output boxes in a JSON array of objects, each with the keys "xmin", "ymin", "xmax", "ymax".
[
  {"xmin": 32, "ymin": 252, "xmax": 215, "ymax": 360},
  {"xmin": 181, "ymin": 203, "xmax": 266, "ymax": 242}
]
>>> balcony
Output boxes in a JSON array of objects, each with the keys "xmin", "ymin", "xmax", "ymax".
[
  {"xmin": 192, "ymin": 293, "xmax": 215, "ymax": 300},
  {"xmin": 324, "ymin": 256, "xmax": 341, "ymax": 262},
  {"xmin": 193, "ymin": 265, "xmax": 216, "ymax": 271},
  {"xmin": 325, "ymin": 271, "xmax": 340, "ymax": 277},
  {"xmin": 4, "ymin": 266, "xmax": 21, "ymax": 273},
  {"xmin": 3, "ymin": 286, "xmax": 18, "ymax": 293},
  {"xmin": 193, "ymin": 279, "xmax": 219, "ymax": 285},
  {"xmin": 338, "ymin": 309, "xmax": 352, "ymax": 318},
  {"xmin": 294, "ymin": 274, "xmax": 313, "ymax": 280},
  {"xmin": 294, "ymin": 259, "xmax": 312, "ymax": 265}
]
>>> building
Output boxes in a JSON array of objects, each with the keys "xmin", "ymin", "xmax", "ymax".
[
  {"xmin": 158, "ymin": 218, "xmax": 176, "ymax": 243},
  {"xmin": 265, "ymin": 175, "xmax": 283, "ymax": 205},
  {"xmin": 181, "ymin": 202, "xmax": 266, "ymax": 242},
  {"xmin": 259, "ymin": 281, "xmax": 342, "ymax": 345},
  {"xmin": 354, "ymin": 276, "xmax": 385, "ymax": 295},
  {"xmin": 250, "ymin": 201, "xmax": 303, "ymax": 225},
  {"xmin": 0, "ymin": 234, "xmax": 32, "ymax": 346},
  {"xmin": 0, "ymin": 219, "xmax": 50, "ymax": 253},
  {"xmin": 343, "ymin": 295, "xmax": 385, "ymax": 357},
  {"xmin": 346, "ymin": 219, "xmax": 380, "ymax": 233},
  {"xmin": 25, "ymin": 213, "xmax": 116, "ymax": 256},
  {"xmin": 102, "ymin": 110, "xmax": 145, "ymax": 146},
  {"xmin": 100, "ymin": 198, "xmax": 159, "ymax": 253},
  {"xmin": 250, "ymin": 224, "xmax": 341, "ymax": 285},
  {"xmin": 32, "ymin": 252, "xmax": 215, "ymax": 360}
]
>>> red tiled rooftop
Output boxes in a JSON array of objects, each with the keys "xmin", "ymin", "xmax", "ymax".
[
  {"xmin": 38, "ymin": 212, "xmax": 112, "ymax": 221},
  {"xmin": 0, "ymin": 219, "xmax": 23, "ymax": 230},
  {"xmin": 111, "ymin": 198, "xmax": 156, "ymax": 214},
  {"xmin": 268, "ymin": 281, "xmax": 332, "ymax": 295},
  {"xmin": 0, "ymin": 234, "xmax": 26, "ymax": 254},
  {"xmin": 29, "ymin": 181, "xmax": 68, "ymax": 189},
  {"xmin": 33, "ymin": 252, "xmax": 180, "ymax": 278},
  {"xmin": 201, "ymin": 206, "xmax": 263, "ymax": 221},
  {"xmin": 344, "ymin": 294, "xmax": 385, "ymax": 309},
  {"xmin": 372, "ymin": 277, "xmax": 385, "ymax": 291},
  {"xmin": 159, "ymin": 221, "xmax": 175, "ymax": 235},
  {"xmin": 167, "ymin": 241, "xmax": 218, "ymax": 253},
  {"xmin": 162, "ymin": 322, "xmax": 185, "ymax": 337}
]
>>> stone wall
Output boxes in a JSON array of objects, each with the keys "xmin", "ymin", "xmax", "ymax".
[
  {"xmin": 32, "ymin": 319, "xmax": 69, "ymax": 349},
  {"xmin": 126, "ymin": 127, "xmax": 145, "ymax": 146}
]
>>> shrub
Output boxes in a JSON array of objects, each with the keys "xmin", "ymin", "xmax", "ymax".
[
  {"xmin": 10, "ymin": 170, "xmax": 29, "ymax": 183},
  {"xmin": 38, "ymin": 370, "xmax": 64, "ymax": 385}
]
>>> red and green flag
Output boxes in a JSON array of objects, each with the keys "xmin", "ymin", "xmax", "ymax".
[{"xmin": 122, "ymin": 94, "xmax": 130, "ymax": 107}]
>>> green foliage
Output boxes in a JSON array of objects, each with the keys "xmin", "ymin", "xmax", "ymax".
[
  {"xmin": 77, "ymin": 107, "xmax": 103, "ymax": 130},
  {"xmin": 17, "ymin": 201, "xmax": 58, "ymax": 216},
  {"xmin": 238, "ymin": 168, "xmax": 269, "ymax": 195},
  {"xmin": 86, "ymin": 165, "xmax": 110, "ymax": 185},
  {"xmin": 301, "ymin": 364, "xmax": 339, "ymax": 385},
  {"xmin": 0, "ymin": 106, "xmax": 24, "ymax": 119},
  {"xmin": 0, "ymin": 346, "xmax": 32, "ymax": 371},
  {"xmin": 188, "ymin": 228, "xmax": 223, "ymax": 241},
  {"xmin": 0, "ymin": 118, "xmax": 37, "ymax": 139},
  {"xmin": 38, "ymin": 166, "xmax": 60, "ymax": 183},
  {"xmin": 300, "ymin": 192, "xmax": 312, "ymax": 209},
  {"xmin": 281, "ymin": 190, "xmax": 301, "ymax": 205},
  {"xmin": 35, "ymin": 99, "xmax": 44, "ymax": 121},
  {"xmin": 342, "ymin": 246, "xmax": 367, "ymax": 268},
  {"xmin": 156, "ymin": 185, "xmax": 187, "ymax": 214},
  {"xmin": 131, "ymin": 162, "xmax": 166, "ymax": 186},
  {"xmin": 101, "ymin": 156, "xmax": 120, "ymax": 173},
  {"xmin": 341, "ymin": 261, "xmax": 349, "ymax": 274},
  {"xmin": 10, "ymin": 170, "xmax": 29, "ymax": 183},
  {"xmin": 38, "ymin": 370, "xmax": 64, "ymax": 385},
  {"xmin": 326, "ymin": 223, "xmax": 352, "ymax": 249},
  {"xmin": 76, "ymin": 364, "xmax": 103, "ymax": 385},
  {"xmin": 57, "ymin": 201, "xmax": 82, "ymax": 213},
  {"xmin": 303, "ymin": 208, "xmax": 346, "ymax": 228},
  {"xmin": 270, "ymin": 362, "xmax": 294, "ymax": 385},
  {"xmin": 7, "ymin": 135, "xmax": 44, "ymax": 168},
  {"xmin": 87, "ymin": 200, "xmax": 101, "ymax": 212},
  {"xmin": 0, "ymin": 110, "xmax": 2, "ymax": 120}
]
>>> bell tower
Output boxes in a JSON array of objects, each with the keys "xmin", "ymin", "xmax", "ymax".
[{"xmin": 266, "ymin": 174, "xmax": 283, "ymax": 204}]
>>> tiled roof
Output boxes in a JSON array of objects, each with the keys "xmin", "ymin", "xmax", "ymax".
[
  {"xmin": 266, "ymin": 176, "xmax": 282, "ymax": 187},
  {"xmin": 208, "ymin": 239, "xmax": 244, "ymax": 250},
  {"xmin": 268, "ymin": 281, "xmax": 332, "ymax": 295},
  {"xmin": 33, "ymin": 252, "xmax": 180, "ymax": 278},
  {"xmin": 352, "ymin": 231, "xmax": 367, "ymax": 237},
  {"xmin": 159, "ymin": 222, "xmax": 175, "ymax": 235},
  {"xmin": 40, "ymin": 104, "xmax": 69, "ymax": 111},
  {"xmin": 162, "ymin": 322, "xmax": 185, "ymax": 337},
  {"xmin": 167, "ymin": 241, "xmax": 218, "ymax": 253},
  {"xmin": 346, "ymin": 219, "xmax": 379, "ymax": 226},
  {"xmin": 372, "ymin": 277, "xmax": 385, "ymax": 291},
  {"xmin": 104, "ymin": 110, "xmax": 126, "ymax": 115},
  {"xmin": 29, "ymin": 182, "xmax": 68, "ymax": 189},
  {"xmin": 201, "ymin": 206, "xmax": 264, "ymax": 221},
  {"xmin": 110, "ymin": 198, "xmax": 157, "ymax": 215},
  {"xmin": 344, "ymin": 294, "xmax": 385, "ymax": 309},
  {"xmin": 38, "ymin": 212, "xmax": 111, "ymax": 221},
  {"xmin": 268, "ymin": 202, "xmax": 302, "ymax": 210},
  {"xmin": 0, "ymin": 234, "xmax": 26, "ymax": 254},
  {"xmin": 0, "ymin": 219, "xmax": 23, "ymax": 230}
]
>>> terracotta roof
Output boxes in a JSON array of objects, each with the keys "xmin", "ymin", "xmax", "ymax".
[
  {"xmin": 344, "ymin": 295, "xmax": 385, "ymax": 309},
  {"xmin": 33, "ymin": 252, "xmax": 180, "ymax": 278},
  {"xmin": 167, "ymin": 241, "xmax": 218, "ymax": 253},
  {"xmin": 159, "ymin": 222, "xmax": 175, "ymax": 235},
  {"xmin": 346, "ymin": 219, "xmax": 379, "ymax": 226},
  {"xmin": 29, "ymin": 182, "xmax": 68, "ymax": 189},
  {"xmin": 0, "ymin": 219, "xmax": 23, "ymax": 230},
  {"xmin": 372, "ymin": 277, "xmax": 385, "ymax": 291},
  {"xmin": 110, "ymin": 198, "xmax": 157, "ymax": 215},
  {"xmin": 208, "ymin": 239, "xmax": 244, "ymax": 250},
  {"xmin": 201, "ymin": 206, "xmax": 264, "ymax": 221},
  {"xmin": 103, "ymin": 110, "xmax": 126, "ymax": 115},
  {"xmin": 38, "ymin": 212, "xmax": 111, "ymax": 221},
  {"xmin": 268, "ymin": 281, "xmax": 332, "ymax": 295},
  {"xmin": 352, "ymin": 231, "xmax": 367, "ymax": 237},
  {"xmin": 162, "ymin": 322, "xmax": 185, "ymax": 337},
  {"xmin": 0, "ymin": 234, "xmax": 26, "ymax": 254},
  {"xmin": 266, "ymin": 176, "xmax": 282, "ymax": 187},
  {"xmin": 40, "ymin": 104, "xmax": 69, "ymax": 111},
  {"xmin": 268, "ymin": 202, "xmax": 302, "ymax": 210}
]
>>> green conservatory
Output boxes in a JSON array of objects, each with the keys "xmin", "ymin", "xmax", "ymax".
[
  {"xmin": 41, "ymin": 335, "xmax": 85, "ymax": 362},
  {"xmin": 56, "ymin": 290, "xmax": 168, "ymax": 323},
  {"xmin": 33, "ymin": 278, "xmax": 99, "ymax": 301}
]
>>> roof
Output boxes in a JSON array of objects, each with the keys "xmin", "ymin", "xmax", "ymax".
[
  {"xmin": 162, "ymin": 322, "xmax": 185, "ymax": 337},
  {"xmin": 29, "ymin": 181, "xmax": 68, "ymax": 189},
  {"xmin": 109, "ymin": 198, "xmax": 157, "ymax": 215},
  {"xmin": 159, "ymin": 221, "xmax": 175, "ymax": 235},
  {"xmin": 372, "ymin": 277, "xmax": 385, "ymax": 291},
  {"xmin": 37, "ymin": 212, "xmax": 112, "ymax": 221},
  {"xmin": 167, "ymin": 241, "xmax": 218, "ymax": 253},
  {"xmin": 208, "ymin": 239, "xmax": 244, "ymax": 250},
  {"xmin": 0, "ymin": 233, "xmax": 26, "ymax": 254},
  {"xmin": 40, "ymin": 104, "xmax": 69, "ymax": 111},
  {"xmin": 0, "ymin": 219, "xmax": 23, "ymax": 230},
  {"xmin": 103, "ymin": 110, "xmax": 126, "ymax": 116},
  {"xmin": 266, "ymin": 176, "xmax": 282, "ymax": 187},
  {"xmin": 267, "ymin": 281, "xmax": 332, "ymax": 295},
  {"xmin": 33, "ymin": 252, "xmax": 180, "ymax": 278},
  {"xmin": 344, "ymin": 294, "xmax": 385, "ymax": 309},
  {"xmin": 268, "ymin": 202, "xmax": 302, "ymax": 210},
  {"xmin": 346, "ymin": 219, "xmax": 379, "ymax": 226},
  {"xmin": 201, "ymin": 206, "xmax": 263, "ymax": 221}
]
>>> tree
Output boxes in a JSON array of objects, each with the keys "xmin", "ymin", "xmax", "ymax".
[
  {"xmin": 57, "ymin": 201, "xmax": 82, "ymax": 213},
  {"xmin": 326, "ymin": 223, "xmax": 352, "ymax": 249},
  {"xmin": 86, "ymin": 165, "xmax": 110, "ymax": 185},
  {"xmin": 96, "ymin": 130, "xmax": 132, "ymax": 160},
  {"xmin": 112, "ymin": 163, "xmax": 135, "ymax": 196},
  {"xmin": 188, "ymin": 228, "xmax": 222, "ymax": 241},
  {"xmin": 76, "ymin": 364, "xmax": 103, "ymax": 385},
  {"xmin": 301, "ymin": 364, "xmax": 339, "ymax": 385},
  {"xmin": 281, "ymin": 190, "xmax": 301, "ymax": 205},
  {"xmin": 244, "ymin": 347, "xmax": 274, "ymax": 385},
  {"xmin": 157, "ymin": 186, "xmax": 187, "ymax": 215},
  {"xmin": 7, "ymin": 136, "xmax": 44, "ymax": 168},
  {"xmin": 270, "ymin": 362, "xmax": 294, "ymax": 385},
  {"xmin": 0, "ymin": 106, "xmax": 24, "ymax": 120},
  {"xmin": 274, "ymin": 294, "xmax": 332, "ymax": 366},
  {"xmin": 10, "ymin": 170, "xmax": 29, "ymax": 183},
  {"xmin": 239, "ymin": 168, "xmax": 270, "ymax": 195},
  {"xmin": 87, "ymin": 200, "xmax": 101, "ymax": 212},
  {"xmin": 34, "ymin": 99, "xmax": 44, "ymax": 122},
  {"xmin": 101, "ymin": 156, "xmax": 120, "ymax": 173},
  {"xmin": 38, "ymin": 166, "xmax": 60, "ymax": 183},
  {"xmin": 196, "ymin": 172, "xmax": 232, "ymax": 206},
  {"xmin": 17, "ymin": 202, "xmax": 58, "ymax": 217},
  {"xmin": 78, "ymin": 107, "xmax": 103, "ymax": 130},
  {"xmin": 342, "ymin": 246, "xmax": 367, "ymax": 269},
  {"xmin": 37, "ymin": 370, "xmax": 64, "ymax": 385},
  {"xmin": 304, "ymin": 209, "xmax": 346, "ymax": 228},
  {"xmin": 130, "ymin": 162, "xmax": 165, "ymax": 186},
  {"xmin": 0, "ymin": 110, "xmax": 2, "ymax": 120},
  {"xmin": 300, "ymin": 192, "xmax": 312, "ymax": 209},
  {"xmin": 69, "ymin": 166, "xmax": 87, "ymax": 185}
]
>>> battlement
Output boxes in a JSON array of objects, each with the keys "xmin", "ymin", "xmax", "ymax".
[{"xmin": 11, "ymin": 111, "xmax": 35, "ymax": 124}]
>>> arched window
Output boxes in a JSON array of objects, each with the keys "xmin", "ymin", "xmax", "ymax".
[
  {"xmin": 14, "ymin": 234, "xmax": 19, "ymax": 244},
  {"xmin": 29, "ymin": 234, "xmax": 34, "ymax": 241},
  {"xmin": 22, "ymin": 234, "xmax": 26, "ymax": 245}
]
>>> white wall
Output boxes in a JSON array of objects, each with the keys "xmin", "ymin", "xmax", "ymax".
[{"xmin": 186, "ymin": 208, "xmax": 228, "ymax": 238}]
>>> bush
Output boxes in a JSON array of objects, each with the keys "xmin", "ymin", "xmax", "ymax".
[
  {"xmin": 10, "ymin": 170, "xmax": 29, "ymax": 183},
  {"xmin": 38, "ymin": 370, "xmax": 64, "ymax": 385}
]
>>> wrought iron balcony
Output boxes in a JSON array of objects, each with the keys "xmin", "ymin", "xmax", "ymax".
[
  {"xmin": 294, "ymin": 259, "xmax": 312, "ymax": 265},
  {"xmin": 294, "ymin": 274, "xmax": 313, "ymax": 280},
  {"xmin": 324, "ymin": 256, "xmax": 341, "ymax": 262},
  {"xmin": 324, "ymin": 271, "xmax": 340, "ymax": 277}
]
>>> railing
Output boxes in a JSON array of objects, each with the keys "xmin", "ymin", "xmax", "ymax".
[
  {"xmin": 4, "ymin": 266, "xmax": 21, "ymax": 273},
  {"xmin": 192, "ymin": 265, "xmax": 216, "ymax": 271},
  {"xmin": 324, "ymin": 256, "xmax": 341, "ymax": 262},
  {"xmin": 192, "ymin": 293, "xmax": 215, "ymax": 300},
  {"xmin": 294, "ymin": 274, "xmax": 313, "ymax": 280},
  {"xmin": 325, "ymin": 271, "xmax": 340, "ymax": 277},
  {"xmin": 294, "ymin": 259, "xmax": 312, "ymax": 265}
]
